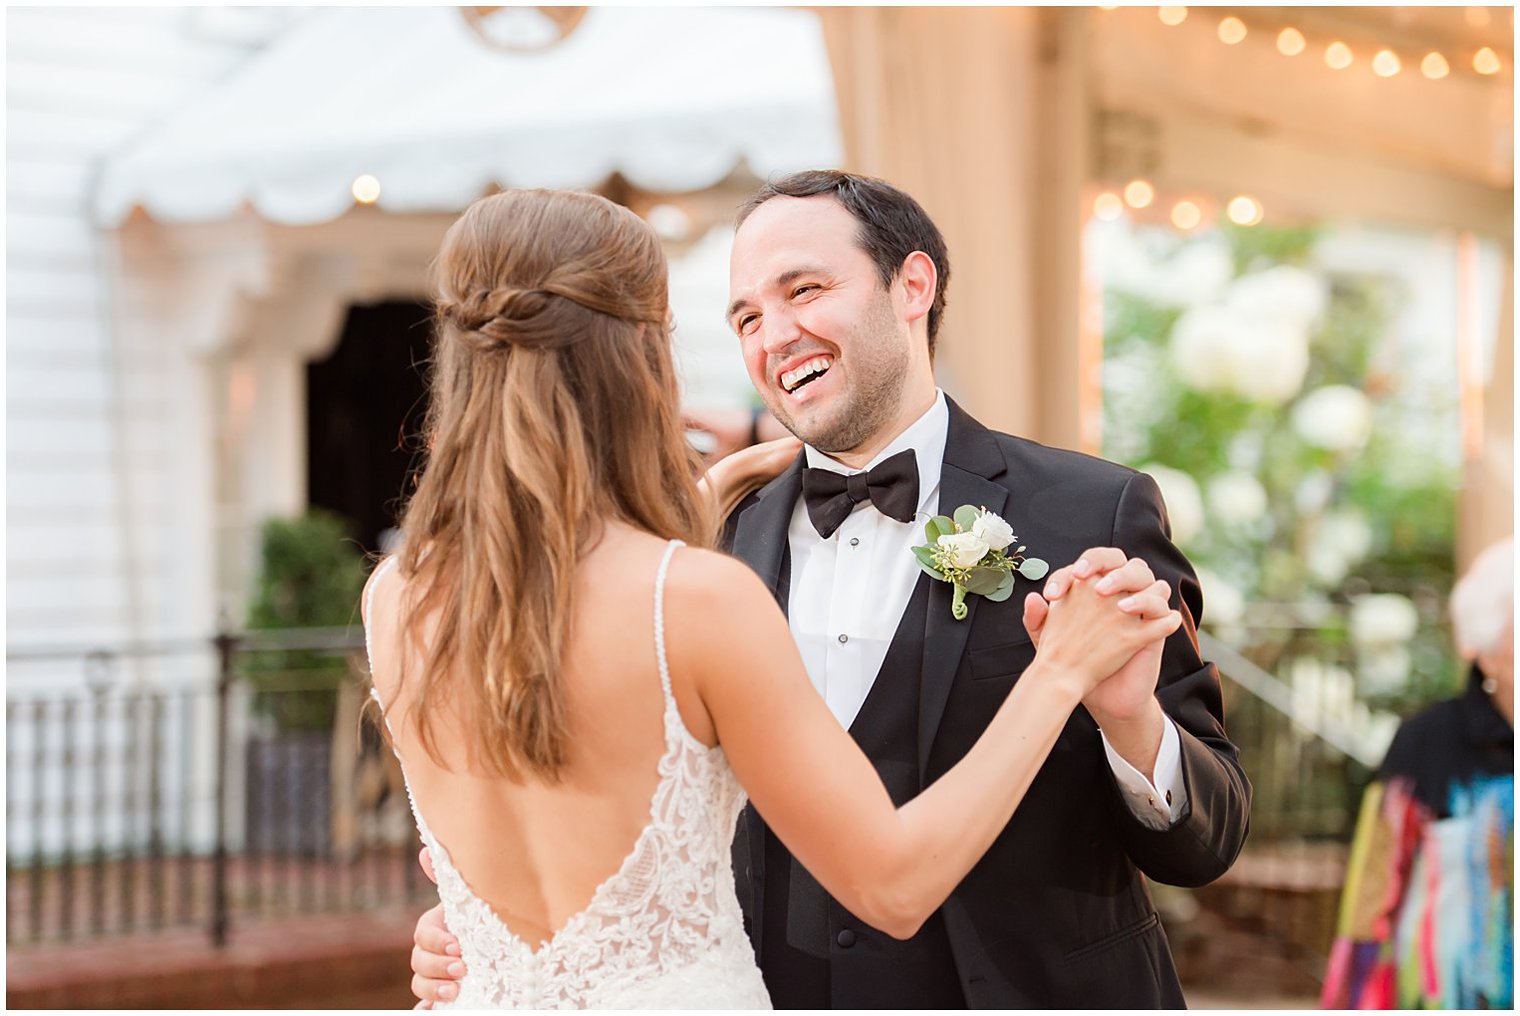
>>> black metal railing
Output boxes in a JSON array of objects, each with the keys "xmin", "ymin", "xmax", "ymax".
[{"xmin": 7, "ymin": 628, "xmax": 429, "ymax": 948}]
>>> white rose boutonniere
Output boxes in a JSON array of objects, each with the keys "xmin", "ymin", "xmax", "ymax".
[
  {"xmin": 912, "ymin": 506, "xmax": 1049, "ymax": 621},
  {"xmin": 937, "ymin": 531, "xmax": 990, "ymax": 569},
  {"xmin": 970, "ymin": 510, "xmax": 1015, "ymax": 552}
]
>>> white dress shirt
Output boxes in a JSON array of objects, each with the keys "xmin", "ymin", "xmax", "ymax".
[{"xmin": 785, "ymin": 390, "xmax": 1186, "ymax": 829}]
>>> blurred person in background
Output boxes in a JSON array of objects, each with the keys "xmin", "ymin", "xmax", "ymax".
[{"xmin": 1322, "ymin": 537, "xmax": 1513, "ymax": 1009}]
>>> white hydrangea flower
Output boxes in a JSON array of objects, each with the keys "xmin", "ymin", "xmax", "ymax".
[
  {"xmin": 1225, "ymin": 265, "xmax": 1328, "ymax": 328},
  {"xmin": 1292, "ymin": 385, "xmax": 1373, "ymax": 453},
  {"xmin": 937, "ymin": 532, "xmax": 990, "ymax": 569},
  {"xmin": 1206, "ymin": 472, "xmax": 1268, "ymax": 527},
  {"xmin": 1194, "ymin": 567, "xmax": 1245, "ymax": 626},
  {"xmin": 1169, "ymin": 306, "xmax": 1310, "ymax": 406},
  {"xmin": 1140, "ymin": 464, "xmax": 1205, "ymax": 545},
  {"xmin": 970, "ymin": 510, "xmax": 1015, "ymax": 552},
  {"xmin": 1349, "ymin": 593, "xmax": 1419, "ymax": 646}
]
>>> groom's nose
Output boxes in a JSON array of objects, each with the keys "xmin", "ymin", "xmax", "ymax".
[{"xmin": 760, "ymin": 305, "xmax": 804, "ymax": 356}]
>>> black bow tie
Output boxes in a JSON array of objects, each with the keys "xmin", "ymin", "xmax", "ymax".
[{"xmin": 802, "ymin": 448, "xmax": 920, "ymax": 539}]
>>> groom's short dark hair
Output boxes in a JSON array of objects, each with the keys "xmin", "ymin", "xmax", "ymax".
[{"xmin": 737, "ymin": 170, "xmax": 951, "ymax": 354}]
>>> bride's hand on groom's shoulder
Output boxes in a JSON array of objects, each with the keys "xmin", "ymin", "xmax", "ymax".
[{"xmin": 699, "ymin": 436, "xmax": 803, "ymax": 519}]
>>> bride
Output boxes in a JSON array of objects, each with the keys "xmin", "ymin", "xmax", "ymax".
[{"xmin": 361, "ymin": 188, "xmax": 1181, "ymax": 1008}]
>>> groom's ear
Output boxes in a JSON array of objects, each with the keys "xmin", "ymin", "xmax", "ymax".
[{"xmin": 895, "ymin": 251, "xmax": 937, "ymax": 327}]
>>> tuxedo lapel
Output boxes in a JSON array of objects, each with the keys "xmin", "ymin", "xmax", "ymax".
[
  {"xmin": 917, "ymin": 400, "xmax": 1010, "ymax": 779},
  {"xmin": 729, "ymin": 452, "xmax": 805, "ymax": 616}
]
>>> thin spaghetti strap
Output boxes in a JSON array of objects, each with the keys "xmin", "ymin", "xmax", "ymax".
[
  {"xmin": 363, "ymin": 556, "xmax": 400, "ymax": 713},
  {"xmin": 653, "ymin": 539, "xmax": 685, "ymax": 705}
]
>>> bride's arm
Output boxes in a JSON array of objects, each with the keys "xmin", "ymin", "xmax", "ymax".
[
  {"xmin": 696, "ymin": 437, "xmax": 802, "ymax": 520},
  {"xmin": 666, "ymin": 548, "xmax": 1180, "ymax": 941}
]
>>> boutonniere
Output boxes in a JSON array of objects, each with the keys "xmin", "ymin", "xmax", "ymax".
[{"xmin": 912, "ymin": 506, "xmax": 1049, "ymax": 620}]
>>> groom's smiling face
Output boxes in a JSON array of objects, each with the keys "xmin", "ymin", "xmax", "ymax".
[{"xmin": 728, "ymin": 195, "xmax": 925, "ymax": 458}]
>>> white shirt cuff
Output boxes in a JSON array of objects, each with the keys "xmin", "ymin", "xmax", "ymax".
[{"xmin": 1100, "ymin": 717, "xmax": 1187, "ymax": 831}]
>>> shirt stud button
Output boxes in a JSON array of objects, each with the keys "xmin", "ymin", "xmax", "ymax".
[
  {"xmin": 838, "ymin": 634, "xmax": 848, "ymax": 644},
  {"xmin": 1165, "ymin": 790, "xmax": 1172, "ymax": 805},
  {"xmin": 849, "ymin": 537, "xmax": 860, "ymax": 547}
]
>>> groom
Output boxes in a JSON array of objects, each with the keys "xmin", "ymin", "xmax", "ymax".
[{"xmin": 410, "ymin": 171, "xmax": 1250, "ymax": 1007}]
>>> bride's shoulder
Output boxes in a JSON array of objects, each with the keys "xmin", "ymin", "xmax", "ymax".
[{"xmin": 663, "ymin": 546, "xmax": 775, "ymax": 615}]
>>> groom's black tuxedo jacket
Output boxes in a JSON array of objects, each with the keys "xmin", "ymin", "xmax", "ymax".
[{"xmin": 723, "ymin": 399, "xmax": 1251, "ymax": 1008}]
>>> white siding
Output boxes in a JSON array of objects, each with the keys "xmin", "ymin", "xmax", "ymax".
[{"xmin": 6, "ymin": 8, "xmax": 287, "ymax": 654}]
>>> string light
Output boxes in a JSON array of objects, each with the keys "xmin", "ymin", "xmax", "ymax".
[
  {"xmin": 1276, "ymin": 27, "xmax": 1306, "ymax": 57},
  {"xmin": 1372, "ymin": 49, "xmax": 1402, "ymax": 77},
  {"xmin": 351, "ymin": 174, "xmax": 382, "ymax": 204},
  {"xmin": 1123, "ymin": 179, "xmax": 1156, "ymax": 209},
  {"xmin": 1217, "ymin": 16, "xmax": 1247, "ymax": 45},
  {"xmin": 1421, "ymin": 51, "xmax": 1451, "ymax": 79},
  {"xmin": 1226, "ymin": 195, "xmax": 1264, "ymax": 227},
  {"xmin": 1157, "ymin": 6, "xmax": 1187, "ymax": 27},
  {"xmin": 1170, "ymin": 200, "xmax": 1202, "ymax": 230},
  {"xmin": 1187, "ymin": 10, "xmax": 1502, "ymax": 87},
  {"xmin": 1094, "ymin": 192, "xmax": 1125, "ymax": 221}
]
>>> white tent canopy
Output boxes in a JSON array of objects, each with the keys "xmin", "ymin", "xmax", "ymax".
[{"xmin": 94, "ymin": 6, "xmax": 842, "ymax": 226}]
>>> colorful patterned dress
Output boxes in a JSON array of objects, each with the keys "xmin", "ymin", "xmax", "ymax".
[{"xmin": 1322, "ymin": 666, "xmax": 1513, "ymax": 1009}]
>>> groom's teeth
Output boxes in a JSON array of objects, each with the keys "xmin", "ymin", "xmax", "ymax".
[{"xmin": 781, "ymin": 357, "xmax": 832, "ymax": 393}]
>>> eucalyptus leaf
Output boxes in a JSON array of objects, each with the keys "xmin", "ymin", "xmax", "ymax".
[
  {"xmin": 953, "ymin": 505, "xmax": 981, "ymax": 533},
  {"xmin": 911, "ymin": 544, "xmax": 946, "ymax": 580},
  {"xmin": 964, "ymin": 565, "xmax": 1005, "ymax": 596},
  {"xmin": 928, "ymin": 515, "xmax": 955, "ymax": 540},
  {"xmin": 1018, "ymin": 557, "xmax": 1050, "ymax": 581},
  {"xmin": 986, "ymin": 572, "xmax": 1016, "ymax": 602}
]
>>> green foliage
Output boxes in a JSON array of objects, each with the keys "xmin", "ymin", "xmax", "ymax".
[
  {"xmin": 1099, "ymin": 221, "xmax": 1460, "ymax": 721},
  {"xmin": 244, "ymin": 510, "xmax": 368, "ymax": 731}
]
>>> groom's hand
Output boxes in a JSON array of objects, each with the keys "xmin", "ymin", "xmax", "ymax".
[
  {"xmin": 411, "ymin": 847, "xmax": 464, "ymax": 1007},
  {"xmin": 1023, "ymin": 548, "xmax": 1170, "ymax": 780}
]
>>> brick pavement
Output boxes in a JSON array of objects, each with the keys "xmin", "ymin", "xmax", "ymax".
[{"xmin": 7, "ymin": 908, "xmax": 418, "ymax": 1008}]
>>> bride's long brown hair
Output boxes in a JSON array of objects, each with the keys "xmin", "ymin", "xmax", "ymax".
[{"xmin": 392, "ymin": 188, "xmax": 716, "ymax": 780}]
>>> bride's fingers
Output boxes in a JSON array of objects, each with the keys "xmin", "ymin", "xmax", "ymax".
[
  {"xmin": 1116, "ymin": 580, "xmax": 1173, "ymax": 620},
  {"xmin": 1091, "ymin": 558, "xmax": 1155, "ymax": 597},
  {"xmin": 1046, "ymin": 547, "xmax": 1129, "ymax": 600},
  {"xmin": 1022, "ymin": 592, "xmax": 1048, "ymax": 645}
]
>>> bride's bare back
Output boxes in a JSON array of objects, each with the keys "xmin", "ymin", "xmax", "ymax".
[{"xmin": 365, "ymin": 524, "xmax": 711, "ymax": 950}]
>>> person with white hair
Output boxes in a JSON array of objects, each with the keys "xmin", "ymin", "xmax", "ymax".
[{"xmin": 1322, "ymin": 537, "xmax": 1513, "ymax": 1009}]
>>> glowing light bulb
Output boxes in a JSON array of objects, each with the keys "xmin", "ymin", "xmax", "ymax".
[
  {"xmin": 1170, "ymin": 200, "xmax": 1202, "ymax": 231},
  {"xmin": 1226, "ymin": 195, "xmax": 1263, "ymax": 226},
  {"xmin": 1276, "ymin": 27, "xmax": 1306, "ymax": 56},
  {"xmin": 1421, "ymin": 51, "xmax": 1450, "ymax": 79},
  {"xmin": 351, "ymin": 174, "xmax": 382, "ymax": 204},
  {"xmin": 1325, "ymin": 41, "xmax": 1353, "ymax": 70},
  {"xmin": 1123, "ymin": 179, "xmax": 1156, "ymax": 209},
  {"xmin": 1473, "ymin": 47, "xmax": 1501, "ymax": 75},
  {"xmin": 1093, "ymin": 192, "xmax": 1125, "ymax": 221},
  {"xmin": 1157, "ymin": 6, "xmax": 1187, "ymax": 27},
  {"xmin": 1372, "ymin": 49, "xmax": 1402, "ymax": 77},
  {"xmin": 1217, "ymin": 16, "xmax": 1247, "ymax": 45}
]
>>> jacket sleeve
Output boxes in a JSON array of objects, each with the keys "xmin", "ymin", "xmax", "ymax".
[{"xmin": 1104, "ymin": 470, "xmax": 1252, "ymax": 886}]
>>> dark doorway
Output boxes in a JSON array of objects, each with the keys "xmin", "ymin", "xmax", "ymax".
[{"xmin": 306, "ymin": 301, "xmax": 432, "ymax": 556}]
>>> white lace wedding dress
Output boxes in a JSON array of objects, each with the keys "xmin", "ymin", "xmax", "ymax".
[{"xmin": 365, "ymin": 541, "xmax": 772, "ymax": 1009}]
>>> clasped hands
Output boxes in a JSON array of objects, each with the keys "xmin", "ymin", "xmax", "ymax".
[{"xmin": 1022, "ymin": 546, "xmax": 1180, "ymax": 782}]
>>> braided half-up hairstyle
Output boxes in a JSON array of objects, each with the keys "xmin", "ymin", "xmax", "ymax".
[{"xmin": 393, "ymin": 189, "xmax": 717, "ymax": 780}]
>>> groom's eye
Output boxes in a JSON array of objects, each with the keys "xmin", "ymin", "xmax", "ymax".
[
  {"xmin": 736, "ymin": 313, "xmax": 758, "ymax": 334},
  {"xmin": 791, "ymin": 285, "xmax": 819, "ymax": 299}
]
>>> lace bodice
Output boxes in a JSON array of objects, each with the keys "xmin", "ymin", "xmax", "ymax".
[{"xmin": 364, "ymin": 542, "xmax": 770, "ymax": 1009}]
